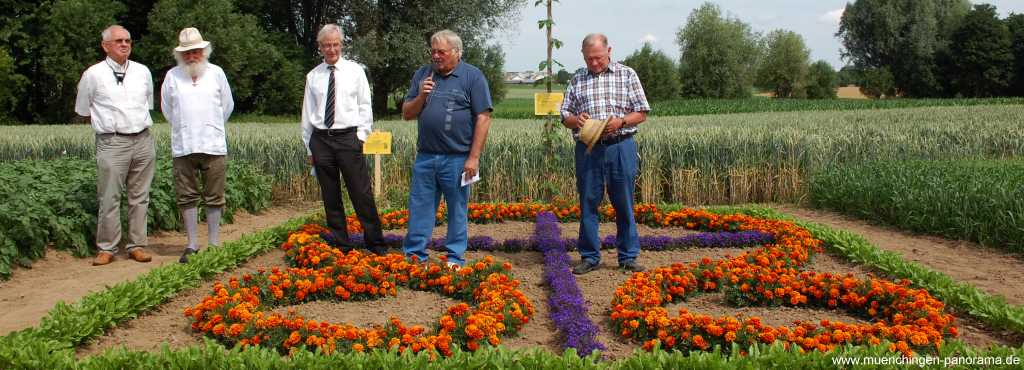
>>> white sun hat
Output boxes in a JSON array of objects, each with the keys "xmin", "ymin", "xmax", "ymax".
[{"xmin": 174, "ymin": 27, "xmax": 210, "ymax": 52}]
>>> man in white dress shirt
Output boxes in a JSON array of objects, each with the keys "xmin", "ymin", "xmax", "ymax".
[
  {"xmin": 160, "ymin": 28, "xmax": 234, "ymax": 264},
  {"xmin": 301, "ymin": 24, "xmax": 385, "ymax": 255},
  {"xmin": 75, "ymin": 25, "xmax": 155, "ymax": 266}
]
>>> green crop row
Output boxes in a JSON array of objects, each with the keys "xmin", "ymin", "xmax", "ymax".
[
  {"xmin": 491, "ymin": 96, "xmax": 1024, "ymax": 119},
  {"xmin": 0, "ymin": 159, "xmax": 272, "ymax": 279},
  {"xmin": 0, "ymin": 105, "xmax": 1021, "ymax": 208},
  {"xmin": 808, "ymin": 160, "xmax": 1024, "ymax": 254}
]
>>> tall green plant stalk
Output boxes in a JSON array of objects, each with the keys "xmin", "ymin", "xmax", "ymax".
[{"xmin": 537, "ymin": 0, "xmax": 563, "ymax": 200}]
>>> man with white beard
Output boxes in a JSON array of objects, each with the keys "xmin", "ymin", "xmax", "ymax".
[{"xmin": 160, "ymin": 27, "xmax": 234, "ymax": 263}]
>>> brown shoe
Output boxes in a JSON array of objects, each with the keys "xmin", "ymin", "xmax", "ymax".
[
  {"xmin": 128, "ymin": 248, "xmax": 152, "ymax": 263},
  {"xmin": 92, "ymin": 252, "xmax": 114, "ymax": 266}
]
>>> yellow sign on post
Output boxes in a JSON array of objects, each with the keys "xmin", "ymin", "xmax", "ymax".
[
  {"xmin": 362, "ymin": 131, "xmax": 392, "ymax": 155},
  {"xmin": 534, "ymin": 92, "xmax": 564, "ymax": 116},
  {"xmin": 362, "ymin": 131, "xmax": 392, "ymax": 200}
]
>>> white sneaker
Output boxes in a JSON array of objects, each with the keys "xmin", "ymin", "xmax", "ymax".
[{"xmin": 446, "ymin": 261, "xmax": 461, "ymax": 270}]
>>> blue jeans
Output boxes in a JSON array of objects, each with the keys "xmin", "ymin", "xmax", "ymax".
[
  {"xmin": 575, "ymin": 137, "xmax": 640, "ymax": 265},
  {"xmin": 403, "ymin": 152, "xmax": 470, "ymax": 265}
]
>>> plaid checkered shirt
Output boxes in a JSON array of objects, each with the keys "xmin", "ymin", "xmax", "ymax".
[{"xmin": 559, "ymin": 62, "xmax": 651, "ymax": 139}]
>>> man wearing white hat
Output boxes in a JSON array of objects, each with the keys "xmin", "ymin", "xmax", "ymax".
[
  {"xmin": 560, "ymin": 33, "xmax": 650, "ymax": 275},
  {"xmin": 160, "ymin": 27, "xmax": 234, "ymax": 263},
  {"xmin": 76, "ymin": 25, "xmax": 156, "ymax": 266}
]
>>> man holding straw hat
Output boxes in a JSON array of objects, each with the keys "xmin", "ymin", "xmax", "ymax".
[{"xmin": 559, "ymin": 33, "xmax": 651, "ymax": 274}]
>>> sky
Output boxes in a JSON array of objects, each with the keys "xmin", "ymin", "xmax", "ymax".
[{"xmin": 495, "ymin": 0, "xmax": 1024, "ymax": 73}]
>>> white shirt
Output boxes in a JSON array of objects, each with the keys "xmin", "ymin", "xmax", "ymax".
[
  {"xmin": 160, "ymin": 63, "xmax": 234, "ymax": 157},
  {"xmin": 301, "ymin": 59, "xmax": 373, "ymax": 155},
  {"xmin": 75, "ymin": 57, "xmax": 154, "ymax": 134}
]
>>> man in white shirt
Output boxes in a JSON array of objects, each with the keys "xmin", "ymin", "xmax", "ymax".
[
  {"xmin": 75, "ymin": 25, "xmax": 155, "ymax": 266},
  {"xmin": 301, "ymin": 24, "xmax": 385, "ymax": 255},
  {"xmin": 160, "ymin": 28, "xmax": 234, "ymax": 264}
]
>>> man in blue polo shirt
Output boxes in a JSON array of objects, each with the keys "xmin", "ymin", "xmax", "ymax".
[{"xmin": 401, "ymin": 29, "xmax": 493, "ymax": 268}]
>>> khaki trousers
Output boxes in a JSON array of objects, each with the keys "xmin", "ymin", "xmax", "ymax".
[
  {"xmin": 95, "ymin": 130, "xmax": 156, "ymax": 253},
  {"xmin": 172, "ymin": 153, "xmax": 226, "ymax": 209}
]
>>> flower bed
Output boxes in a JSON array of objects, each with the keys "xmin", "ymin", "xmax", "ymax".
[
  {"xmin": 184, "ymin": 224, "xmax": 534, "ymax": 357},
  {"xmin": 609, "ymin": 208, "xmax": 958, "ymax": 357},
  {"xmin": 534, "ymin": 211, "xmax": 606, "ymax": 356}
]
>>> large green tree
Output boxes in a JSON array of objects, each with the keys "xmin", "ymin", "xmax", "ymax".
[
  {"xmin": 945, "ymin": 4, "xmax": 1014, "ymax": 97},
  {"xmin": 236, "ymin": 0, "xmax": 525, "ymax": 114},
  {"xmin": 1006, "ymin": 13, "xmax": 1024, "ymax": 96},
  {"xmin": 621, "ymin": 43, "xmax": 680, "ymax": 102},
  {"xmin": 38, "ymin": 0, "xmax": 126, "ymax": 123},
  {"xmin": 837, "ymin": 0, "xmax": 971, "ymax": 97},
  {"xmin": 755, "ymin": 30, "xmax": 810, "ymax": 98},
  {"xmin": 138, "ymin": 0, "xmax": 305, "ymax": 114},
  {"xmin": 676, "ymin": 2, "xmax": 762, "ymax": 98}
]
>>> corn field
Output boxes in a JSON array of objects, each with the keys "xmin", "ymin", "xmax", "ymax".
[{"xmin": 1, "ymin": 104, "xmax": 1021, "ymax": 207}]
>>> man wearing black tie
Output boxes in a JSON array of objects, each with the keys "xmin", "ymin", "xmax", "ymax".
[{"xmin": 300, "ymin": 23, "xmax": 385, "ymax": 255}]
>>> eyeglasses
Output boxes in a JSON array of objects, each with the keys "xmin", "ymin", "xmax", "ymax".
[
  {"xmin": 106, "ymin": 38, "xmax": 132, "ymax": 45},
  {"xmin": 319, "ymin": 42, "xmax": 342, "ymax": 50},
  {"xmin": 429, "ymin": 48, "xmax": 455, "ymax": 56}
]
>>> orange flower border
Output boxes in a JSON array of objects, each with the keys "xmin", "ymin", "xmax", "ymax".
[
  {"xmin": 184, "ymin": 224, "xmax": 534, "ymax": 357},
  {"xmin": 610, "ymin": 208, "xmax": 958, "ymax": 357}
]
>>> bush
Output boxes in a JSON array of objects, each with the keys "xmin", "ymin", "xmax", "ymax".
[{"xmin": 805, "ymin": 60, "xmax": 838, "ymax": 99}]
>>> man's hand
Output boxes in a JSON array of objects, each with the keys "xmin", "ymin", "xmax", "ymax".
[
  {"xmin": 463, "ymin": 156, "xmax": 479, "ymax": 182},
  {"xmin": 575, "ymin": 112, "xmax": 591, "ymax": 129},
  {"xmin": 419, "ymin": 74, "xmax": 434, "ymax": 97},
  {"xmin": 603, "ymin": 116, "xmax": 625, "ymax": 135}
]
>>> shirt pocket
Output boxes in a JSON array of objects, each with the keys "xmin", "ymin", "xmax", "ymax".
[{"xmin": 445, "ymin": 89, "xmax": 471, "ymax": 112}]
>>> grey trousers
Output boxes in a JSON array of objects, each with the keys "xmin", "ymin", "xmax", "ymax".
[{"xmin": 95, "ymin": 130, "xmax": 156, "ymax": 253}]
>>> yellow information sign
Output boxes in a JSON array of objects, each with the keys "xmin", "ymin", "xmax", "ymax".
[
  {"xmin": 362, "ymin": 131, "xmax": 392, "ymax": 155},
  {"xmin": 534, "ymin": 92, "xmax": 564, "ymax": 116}
]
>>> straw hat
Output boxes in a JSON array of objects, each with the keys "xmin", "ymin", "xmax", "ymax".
[
  {"xmin": 579, "ymin": 117, "xmax": 610, "ymax": 152},
  {"xmin": 174, "ymin": 27, "xmax": 210, "ymax": 52}
]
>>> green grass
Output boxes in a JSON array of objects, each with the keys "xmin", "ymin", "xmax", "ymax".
[{"xmin": 808, "ymin": 160, "xmax": 1024, "ymax": 254}]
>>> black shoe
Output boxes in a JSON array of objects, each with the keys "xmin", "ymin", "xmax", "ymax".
[
  {"xmin": 369, "ymin": 245, "xmax": 387, "ymax": 256},
  {"xmin": 572, "ymin": 260, "xmax": 600, "ymax": 275},
  {"xmin": 179, "ymin": 248, "xmax": 197, "ymax": 264},
  {"xmin": 321, "ymin": 231, "xmax": 356, "ymax": 251},
  {"xmin": 619, "ymin": 260, "xmax": 645, "ymax": 272}
]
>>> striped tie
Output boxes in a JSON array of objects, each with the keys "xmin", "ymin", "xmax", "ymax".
[{"xmin": 325, "ymin": 65, "xmax": 336, "ymax": 128}]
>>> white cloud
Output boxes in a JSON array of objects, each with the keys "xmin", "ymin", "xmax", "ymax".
[
  {"xmin": 640, "ymin": 33, "xmax": 657, "ymax": 44},
  {"xmin": 819, "ymin": 8, "xmax": 844, "ymax": 25}
]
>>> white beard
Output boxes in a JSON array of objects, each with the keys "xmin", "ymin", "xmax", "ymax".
[{"xmin": 183, "ymin": 61, "xmax": 208, "ymax": 78}]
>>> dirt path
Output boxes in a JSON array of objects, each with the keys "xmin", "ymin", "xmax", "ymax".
[
  {"xmin": 0, "ymin": 202, "xmax": 318, "ymax": 336},
  {"xmin": 771, "ymin": 204, "xmax": 1024, "ymax": 307}
]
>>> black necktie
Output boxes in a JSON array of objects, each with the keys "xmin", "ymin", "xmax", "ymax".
[{"xmin": 325, "ymin": 65, "xmax": 336, "ymax": 128}]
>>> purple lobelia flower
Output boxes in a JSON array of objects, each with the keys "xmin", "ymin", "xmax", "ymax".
[{"xmin": 534, "ymin": 211, "xmax": 606, "ymax": 356}]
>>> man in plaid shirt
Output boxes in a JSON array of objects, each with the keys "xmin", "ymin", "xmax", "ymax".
[{"xmin": 560, "ymin": 33, "xmax": 651, "ymax": 275}]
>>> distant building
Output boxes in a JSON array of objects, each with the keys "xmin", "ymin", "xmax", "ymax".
[{"xmin": 503, "ymin": 71, "xmax": 549, "ymax": 84}]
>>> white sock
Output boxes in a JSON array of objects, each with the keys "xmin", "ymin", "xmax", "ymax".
[
  {"xmin": 207, "ymin": 207, "xmax": 222, "ymax": 247},
  {"xmin": 183, "ymin": 207, "xmax": 199, "ymax": 251}
]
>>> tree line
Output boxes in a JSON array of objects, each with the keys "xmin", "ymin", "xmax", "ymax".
[
  {"xmin": 610, "ymin": 1, "xmax": 1024, "ymax": 102},
  {"xmin": 0, "ymin": 0, "xmax": 522, "ymax": 124}
]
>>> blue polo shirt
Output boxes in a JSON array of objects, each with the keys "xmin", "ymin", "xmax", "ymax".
[{"xmin": 405, "ymin": 62, "xmax": 492, "ymax": 154}]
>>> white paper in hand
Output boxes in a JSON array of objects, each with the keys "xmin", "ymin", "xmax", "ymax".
[{"xmin": 460, "ymin": 171, "xmax": 481, "ymax": 187}]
